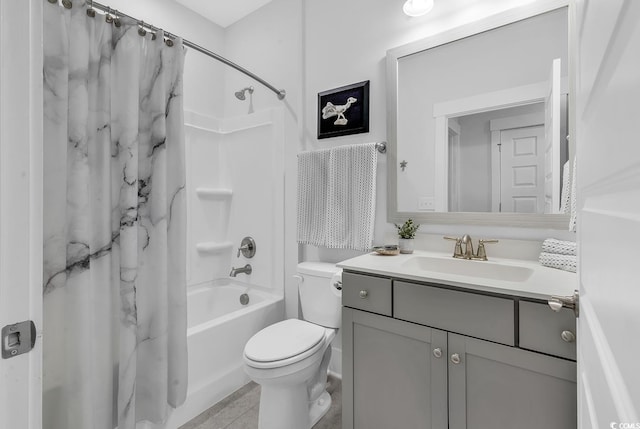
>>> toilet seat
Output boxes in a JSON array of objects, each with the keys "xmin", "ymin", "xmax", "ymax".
[{"xmin": 244, "ymin": 319, "xmax": 328, "ymax": 369}]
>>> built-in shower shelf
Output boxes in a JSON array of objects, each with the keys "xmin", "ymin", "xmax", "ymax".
[
  {"xmin": 196, "ymin": 241, "xmax": 233, "ymax": 253},
  {"xmin": 196, "ymin": 187, "xmax": 233, "ymax": 199}
]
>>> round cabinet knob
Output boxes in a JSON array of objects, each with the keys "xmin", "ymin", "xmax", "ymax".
[
  {"xmin": 561, "ymin": 330, "xmax": 576, "ymax": 343},
  {"xmin": 433, "ymin": 348, "xmax": 442, "ymax": 358},
  {"xmin": 359, "ymin": 290, "xmax": 369, "ymax": 299},
  {"xmin": 450, "ymin": 353, "xmax": 461, "ymax": 364}
]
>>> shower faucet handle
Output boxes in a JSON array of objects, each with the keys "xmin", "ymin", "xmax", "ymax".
[
  {"xmin": 237, "ymin": 237, "xmax": 256, "ymax": 258},
  {"xmin": 237, "ymin": 245, "xmax": 247, "ymax": 258}
]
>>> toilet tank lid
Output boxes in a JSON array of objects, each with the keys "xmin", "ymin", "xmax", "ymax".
[{"xmin": 297, "ymin": 261, "xmax": 341, "ymax": 277}]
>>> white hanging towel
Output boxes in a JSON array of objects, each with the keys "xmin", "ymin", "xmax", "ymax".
[
  {"xmin": 296, "ymin": 143, "xmax": 378, "ymax": 251},
  {"xmin": 297, "ymin": 148, "xmax": 331, "ymax": 247},
  {"xmin": 325, "ymin": 143, "xmax": 378, "ymax": 250}
]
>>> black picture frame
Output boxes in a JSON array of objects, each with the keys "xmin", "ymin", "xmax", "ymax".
[{"xmin": 317, "ymin": 80, "xmax": 370, "ymax": 139}]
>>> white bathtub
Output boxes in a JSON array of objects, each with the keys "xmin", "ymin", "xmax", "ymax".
[{"xmin": 162, "ymin": 280, "xmax": 283, "ymax": 428}]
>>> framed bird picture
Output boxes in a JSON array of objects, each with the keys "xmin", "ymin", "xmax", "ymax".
[{"xmin": 317, "ymin": 80, "xmax": 370, "ymax": 139}]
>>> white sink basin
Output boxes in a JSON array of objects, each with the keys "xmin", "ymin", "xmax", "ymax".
[{"xmin": 402, "ymin": 256, "xmax": 534, "ymax": 282}]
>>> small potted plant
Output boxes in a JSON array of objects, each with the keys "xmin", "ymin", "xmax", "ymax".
[{"xmin": 395, "ymin": 218, "xmax": 420, "ymax": 254}]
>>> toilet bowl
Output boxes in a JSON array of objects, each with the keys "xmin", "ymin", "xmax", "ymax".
[{"xmin": 243, "ymin": 262, "xmax": 342, "ymax": 429}]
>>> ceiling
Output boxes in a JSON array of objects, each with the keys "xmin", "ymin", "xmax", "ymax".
[{"xmin": 174, "ymin": 0, "xmax": 274, "ymax": 28}]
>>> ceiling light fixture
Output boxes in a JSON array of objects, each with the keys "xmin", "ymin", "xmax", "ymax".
[{"xmin": 403, "ymin": 0, "xmax": 434, "ymax": 17}]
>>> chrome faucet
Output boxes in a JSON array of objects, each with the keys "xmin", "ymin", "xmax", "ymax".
[
  {"xmin": 230, "ymin": 264, "xmax": 252, "ymax": 277},
  {"xmin": 444, "ymin": 235, "xmax": 499, "ymax": 260},
  {"xmin": 461, "ymin": 234, "xmax": 474, "ymax": 259}
]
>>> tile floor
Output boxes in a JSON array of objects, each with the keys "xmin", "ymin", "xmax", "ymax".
[{"xmin": 179, "ymin": 375, "xmax": 342, "ymax": 429}]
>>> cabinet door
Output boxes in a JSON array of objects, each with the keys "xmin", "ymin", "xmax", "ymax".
[
  {"xmin": 448, "ymin": 333, "xmax": 577, "ymax": 429},
  {"xmin": 343, "ymin": 308, "xmax": 448, "ymax": 429}
]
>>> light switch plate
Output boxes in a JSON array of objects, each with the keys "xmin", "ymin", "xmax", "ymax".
[{"xmin": 418, "ymin": 197, "xmax": 435, "ymax": 211}]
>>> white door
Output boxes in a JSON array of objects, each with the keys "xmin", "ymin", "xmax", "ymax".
[
  {"xmin": 0, "ymin": 2, "xmax": 43, "ymax": 429},
  {"xmin": 544, "ymin": 58, "xmax": 561, "ymax": 213},
  {"xmin": 498, "ymin": 125, "xmax": 546, "ymax": 213},
  {"xmin": 574, "ymin": 0, "xmax": 640, "ymax": 426}
]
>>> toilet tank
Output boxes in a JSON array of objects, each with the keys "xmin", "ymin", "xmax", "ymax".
[{"xmin": 297, "ymin": 262, "xmax": 342, "ymax": 328}]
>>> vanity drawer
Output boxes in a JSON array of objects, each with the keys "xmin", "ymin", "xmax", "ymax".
[
  {"xmin": 519, "ymin": 301, "xmax": 576, "ymax": 360},
  {"xmin": 394, "ymin": 281, "xmax": 515, "ymax": 346},
  {"xmin": 342, "ymin": 272, "xmax": 392, "ymax": 316}
]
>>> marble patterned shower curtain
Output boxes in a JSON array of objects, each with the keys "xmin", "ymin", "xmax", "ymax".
[{"xmin": 42, "ymin": 2, "xmax": 187, "ymax": 428}]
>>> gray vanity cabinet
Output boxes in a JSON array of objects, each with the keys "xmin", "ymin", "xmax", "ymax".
[
  {"xmin": 448, "ymin": 333, "xmax": 577, "ymax": 429},
  {"xmin": 342, "ymin": 271, "xmax": 577, "ymax": 429},
  {"xmin": 342, "ymin": 308, "xmax": 448, "ymax": 429}
]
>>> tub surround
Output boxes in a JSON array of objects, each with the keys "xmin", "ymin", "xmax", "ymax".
[{"xmin": 185, "ymin": 108, "xmax": 284, "ymax": 288}]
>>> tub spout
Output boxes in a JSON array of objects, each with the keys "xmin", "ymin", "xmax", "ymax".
[{"xmin": 230, "ymin": 264, "xmax": 252, "ymax": 277}]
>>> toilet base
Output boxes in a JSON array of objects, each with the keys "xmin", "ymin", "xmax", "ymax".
[
  {"xmin": 309, "ymin": 390, "xmax": 332, "ymax": 427},
  {"xmin": 256, "ymin": 384, "xmax": 332, "ymax": 429},
  {"xmin": 257, "ymin": 382, "xmax": 310, "ymax": 429}
]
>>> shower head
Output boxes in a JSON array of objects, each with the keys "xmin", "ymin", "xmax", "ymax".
[{"xmin": 235, "ymin": 86, "xmax": 254, "ymax": 100}]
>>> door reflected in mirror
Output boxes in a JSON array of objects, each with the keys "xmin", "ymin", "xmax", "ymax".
[{"xmin": 447, "ymin": 100, "xmax": 568, "ymax": 214}]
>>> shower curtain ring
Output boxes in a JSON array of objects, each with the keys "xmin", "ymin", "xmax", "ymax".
[
  {"xmin": 105, "ymin": 7, "xmax": 114, "ymax": 24},
  {"xmin": 113, "ymin": 10, "xmax": 121, "ymax": 27},
  {"xmin": 138, "ymin": 21, "xmax": 147, "ymax": 37},
  {"xmin": 86, "ymin": 0, "xmax": 96, "ymax": 17}
]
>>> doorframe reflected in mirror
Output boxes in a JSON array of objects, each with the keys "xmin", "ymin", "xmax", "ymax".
[
  {"xmin": 434, "ymin": 78, "xmax": 568, "ymax": 214},
  {"xmin": 386, "ymin": 0, "xmax": 571, "ymax": 228}
]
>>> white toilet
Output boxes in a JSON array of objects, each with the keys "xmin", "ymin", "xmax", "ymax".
[{"xmin": 243, "ymin": 262, "xmax": 342, "ymax": 429}]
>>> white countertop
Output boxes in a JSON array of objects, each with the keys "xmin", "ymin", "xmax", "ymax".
[{"xmin": 337, "ymin": 250, "xmax": 577, "ymax": 301}]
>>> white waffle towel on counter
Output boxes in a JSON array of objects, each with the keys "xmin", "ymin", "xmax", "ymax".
[
  {"xmin": 569, "ymin": 156, "xmax": 577, "ymax": 231},
  {"xmin": 541, "ymin": 238, "xmax": 577, "ymax": 256},
  {"xmin": 539, "ymin": 252, "xmax": 577, "ymax": 273},
  {"xmin": 560, "ymin": 160, "xmax": 571, "ymax": 214},
  {"xmin": 296, "ymin": 143, "xmax": 378, "ymax": 251}
]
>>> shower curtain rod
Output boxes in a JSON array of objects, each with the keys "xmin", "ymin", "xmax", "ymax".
[{"xmin": 88, "ymin": 1, "xmax": 287, "ymax": 100}]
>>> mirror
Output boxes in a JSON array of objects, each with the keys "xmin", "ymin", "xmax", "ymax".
[{"xmin": 387, "ymin": 4, "xmax": 571, "ymax": 228}]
